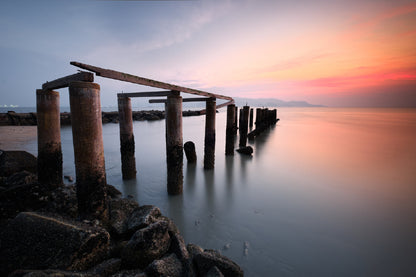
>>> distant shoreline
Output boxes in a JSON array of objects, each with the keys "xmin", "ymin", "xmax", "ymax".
[{"xmin": 0, "ymin": 110, "xmax": 201, "ymax": 126}]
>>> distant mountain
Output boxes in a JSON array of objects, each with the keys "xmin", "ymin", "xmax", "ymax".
[{"xmin": 233, "ymin": 97, "xmax": 324, "ymax": 107}]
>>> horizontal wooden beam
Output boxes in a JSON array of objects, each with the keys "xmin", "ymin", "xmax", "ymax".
[
  {"xmin": 199, "ymin": 99, "xmax": 235, "ymax": 115},
  {"xmin": 118, "ymin": 91, "xmax": 173, "ymax": 98},
  {"xmin": 42, "ymin": 71, "xmax": 94, "ymax": 90},
  {"xmin": 70, "ymin": 61, "xmax": 233, "ymax": 103},
  {"xmin": 149, "ymin": 97, "xmax": 211, "ymax": 104}
]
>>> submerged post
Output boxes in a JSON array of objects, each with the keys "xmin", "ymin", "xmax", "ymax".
[
  {"xmin": 36, "ymin": 89, "xmax": 62, "ymax": 187},
  {"xmin": 204, "ymin": 97, "xmax": 216, "ymax": 169},
  {"xmin": 225, "ymin": 104, "xmax": 236, "ymax": 155},
  {"xmin": 165, "ymin": 91, "xmax": 183, "ymax": 194},
  {"xmin": 69, "ymin": 81, "xmax": 108, "ymax": 221},
  {"xmin": 239, "ymin": 106, "xmax": 250, "ymax": 147},
  {"xmin": 118, "ymin": 96, "xmax": 136, "ymax": 180}
]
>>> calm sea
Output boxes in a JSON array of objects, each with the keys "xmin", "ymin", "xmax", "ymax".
[{"xmin": 8, "ymin": 107, "xmax": 416, "ymax": 276}]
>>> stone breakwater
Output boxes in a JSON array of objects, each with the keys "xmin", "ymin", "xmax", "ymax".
[
  {"xmin": 0, "ymin": 110, "xmax": 201, "ymax": 126},
  {"xmin": 0, "ymin": 150, "xmax": 243, "ymax": 277}
]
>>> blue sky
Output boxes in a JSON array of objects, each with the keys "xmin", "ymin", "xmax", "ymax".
[{"xmin": 1, "ymin": 0, "xmax": 415, "ymax": 107}]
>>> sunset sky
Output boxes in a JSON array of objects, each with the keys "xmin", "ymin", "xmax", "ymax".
[{"xmin": 1, "ymin": 0, "xmax": 415, "ymax": 107}]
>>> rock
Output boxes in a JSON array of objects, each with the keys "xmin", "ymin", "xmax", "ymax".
[
  {"xmin": 158, "ymin": 215, "xmax": 180, "ymax": 234},
  {"xmin": 109, "ymin": 198, "xmax": 140, "ymax": 237},
  {"xmin": 145, "ymin": 253, "xmax": 183, "ymax": 277},
  {"xmin": 169, "ymin": 232, "xmax": 189, "ymax": 262},
  {"xmin": 64, "ymin": 175, "xmax": 74, "ymax": 182},
  {"xmin": 106, "ymin": 184, "xmax": 123, "ymax": 199},
  {"xmin": 236, "ymin": 146, "xmax": 253, "ymax": 155},
  {"xmin": 0, "ymin": 212, "xmax": 110, "ymax": 276},
  {"xmin": 9, "ymin": 269, "xmax": 97, "ymax": 277},
  {"xmin": 187, "ymin": 244, "xmax": 204, "ymax": 260},
  {"xmin": 126, "ymin": 205, "xmax": 162, "ymax": 235},
  {"xmin": 39, "ymin": 184, "xmax": 78, "ymax": 218},
  {"xmin": 206, "ymin": 266, "xmax": 225, "ymax": 277},
  {"xmin": 88, "ymin": 258, "xmax": 122, "ymax": 277},
  {"xmin": 121, "ymin": 221, "xmax": 171, "ymax": 269},
  {"xmin": 110, "ymin": 269, "xmax": 146, "ymax": 277},
  {"xmin": 2, "ymin": 170, "xmax": 37, "ymax": 188},
  {"xmin": 194, "ymin": 250, "xmax": 243, "ymax": 277},
  {"xmin": 0, "ymin": 150, "xmax": 37, "ymax": 177}
]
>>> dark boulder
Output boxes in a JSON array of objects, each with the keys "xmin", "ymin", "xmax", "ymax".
[
  {"xmin": 121, "ymin": 221, "xmax": 171, "ymax": 269},
  {"xmin": 125, "ymin": 205, "xmax": 162, "ymax": 235},
  {"xmin": 110, "ymin": 269, "xmax": 146, "ymax": 277},
  {"xmin": 0, "ymin": 150, "xmax": 37, "ymax": 177},
  {"xmin": 88, "ymin": 258, "xmax": 122, "ymax": 277},
  {"xmin": 194, "ymin": 250, "xmax": 243, "ymax": 277},
  {"xmin": 236, "ymin": 146, "xmax": 253, "ymax": 155},
  {"xmin": 9, "ymin": 269, "xmax": 96, "ymax": 277},
  {"xmin": 206, "ymin": 266, "xmax": 225, "ymax": 277},
  {"xmin": 145, "ymin": 253, "xmax": 183, "ymax": 277},
  {"xmin": 0, "ymin": 212, "xmax": 110, "ymax": 276},
  {"xmin": 109, "ymin": 198, "xmax": 140, "ymax": 237}
]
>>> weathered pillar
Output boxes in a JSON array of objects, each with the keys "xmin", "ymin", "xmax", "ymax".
[
  {"xmin": 165, "ymin": 92, "xmax": 183, "ymax": 194},
  {"xmin": 204, "ymin": 98, "xmax": 216, "ymax": 169},
  {"xmin": 234, "ymin": 106, "xmax": 238, "ymax": 134},
  {"xmin": 69, "ymin": 81, "xmax": 107, "ymax": 221},
  {"xmin": 239, "ymin": 106, "xmax": 250, "ymax": 147},
  {"xmin": 255, "ymin": 108, "xmax": 262, "ymax": 127},
  {"xmin": 249, "ymin": 108, "xmax": 254, "ymax": 128},
  {"xmin": 118, "ymin": 96, "xmax": 136, "ymax": 180},
  {"xmin": 225, "ymin": 104, "xmax": 235, "ymax": 155},
  {"xmin": 36, "ymin": 89, "xmax": 62, "ymax": 187}
]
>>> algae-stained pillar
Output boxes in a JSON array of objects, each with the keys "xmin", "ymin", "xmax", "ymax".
[
  {"xmin": 118, "ymin": 96, "xmax": 136, "ymax": 180},
  {"xmin": 204, "ymin": 97, "xmax": 216, "ymax": 169},
  {"xmin": 249, "ymin": 108, "xmax": 254, "ymax": 128},
  {"xmin": 165, "ymin": 91, "xmax": 183, "ymax": 194},
  {"xmin": 36, "ymin": 89, "xmax": 62, "ymax": 187},
  {"xmin": 69, "ymin": 81, "xmax": 108, "ymax": 220},
  {"xmin": 234, "ymin": 106, "xmax": 238, "ymax": 134},
  {"xmin": 225, "ymin": 104, "xmax": 236, "ymax": 155},
  {"xmin": 239, "ymin": 106, "xmax": 250, "ymax": 147}
]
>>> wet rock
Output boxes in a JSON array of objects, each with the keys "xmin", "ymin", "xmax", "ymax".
[
  {"xmin": 110, "ymin": 269, "xmax": 146, "ymax": 277},
  {"xmin": 121, "ymin": 221, "xmax": 171, "ymax": 269},
  {"xmin": 109, "ymin": 198, "xmax": 140, "ymax": 237},
  {"xmin": 145, "ymin": 253, "xmax": 183, "ymax": 277},
  {"xmin": 169, "ymin": 231, "xmax": 189, "ymax": 262},
  {"xmin": 9, "ymin": 269, "xmax": 96, "ymax": 277},
  {"xmin": 184, "ymin": 141, "xmax": 197, "ymax": 163},
  {"xmin": 107, "ymin": 184, "xmax": 123, "ymax": 199},
  {"xmin": 158, "ymin": 215, "xmax": 180, "ymax": 234},
  {"xmin": 88, "ymin": 258, "xmax": 122, "ymax": 277},
  {"xmin": 187, "ymin": 244, "xmax": 204, "ymax": 259},
  {"xmin": 126, "ymin": 205, "xmax": 162, "ymax": 234},
  {"xmin": 0, "ymin": 150, "xmax": 37, "ymax": 177},
  {"xmin": 236, "ymin": 146, "xmax": 253, "ymax": 155},
  {"xmin": 206, "ymin": 266, "xmax": 225, "ymax": 277},
  {"xmin": 0, "ymin": 212, "xmax": 110, "ymax": 276},
  {"xmin": 194, "ymin": 250, "xmax": 243, "ymax": 277},
  {"xmin": 64, "ymin": 175, "xmax": 74, "ymax": 182}
]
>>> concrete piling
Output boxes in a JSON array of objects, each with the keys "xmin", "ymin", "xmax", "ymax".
[
  {"xmin": 165, "ymin": 92, "xmax": 183, "ymax": 194},
  {"xmin": 239, "ymin": 106, "xmax": 250, "ymax": 147},
  {"xmin": 204, "ymin": 98, "xmax": 216, "ymax": 169},
  {"xmin": 69, "ymin": 81, "xmax": 108, "ymax": 220},
  {"xmin": 36, "ymin": 89, "xmax": 62, "ymax": 187},
  {"xmin": 225, "ymin": 104, "xmax": 236, "ymax": 155},
  {"xmin": 118, "ymin": 96, "xmax": 136, "ymax": 180},
  {"xmin": 234, "ymin": 106, "xmax": 238, "ymax": 134}
]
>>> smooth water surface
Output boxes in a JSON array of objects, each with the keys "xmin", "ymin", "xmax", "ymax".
[{"xmin": 15, "ymin": 108, "xmax": 416, "ymax": 276}]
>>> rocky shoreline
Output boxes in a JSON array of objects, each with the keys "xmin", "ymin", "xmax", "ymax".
[
  {"xmin": 0, "ymin": 110, "xmax": 202, "ymax": 126},
  {"xmin": 0, "ymin": 150, "xmax": 244, "ymax": 277}
]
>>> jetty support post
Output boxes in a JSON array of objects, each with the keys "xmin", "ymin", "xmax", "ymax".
[
  {"xmin": 204, "ymin": 97, "xmax": 216, "ymax": 169},
  {"xmin": 239, "ymin": 106, "xmax": 250, "ymax": 147},
  {"xmin": 69, "ymin": 81, "xmax": 108, "ymax": 221},
  {"xmin": 249, "ymin": 108, "xmax": 254, "ymax": 128},
  {"xmin": 225, "ymin": 104, "xmax": 236, "ymax": 155},
  {"xmin": 118, "ymin": 95, "xmax": 136, "ymax": 180},
  {"xmin": 165, "ymin": 91, "xmax": 183, "ymax": 194},
  {"xmin": 234, "ymin": 106, "xmax": 238, "ymax": 134},
  {"xmin": 36, "ymin": 89, "xmax": 62, "ymax": 187}
]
